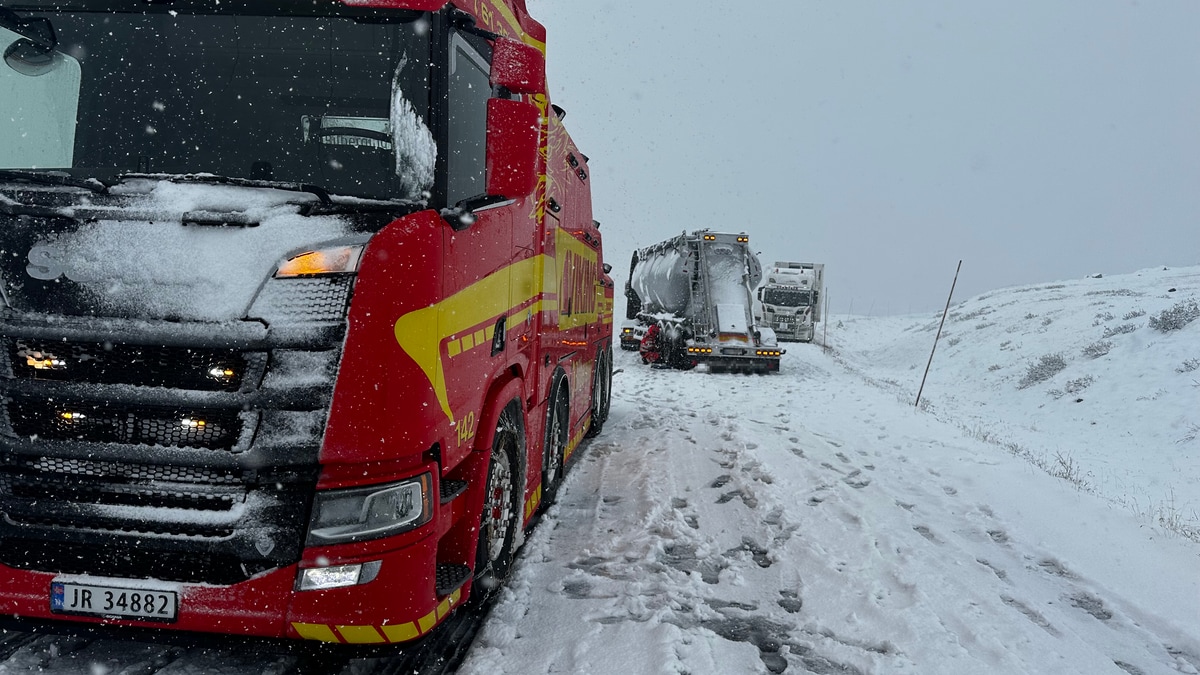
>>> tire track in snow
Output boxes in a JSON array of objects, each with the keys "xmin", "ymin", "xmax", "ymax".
[{"xmin": 463, "ymin": 355, "xmax": 865, "ymax": 674}]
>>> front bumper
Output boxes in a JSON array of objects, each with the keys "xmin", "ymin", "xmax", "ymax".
[
  {"xmin": 688, "ymin": 344, "xmax": 782, "ymax": 373},
  {"xmin": 0, "ymin": 532, "xmax": 458, "ymax": 644},
  {"xmin": 769, "ymin": 321, "xmax": 813, "ymax": 342}
]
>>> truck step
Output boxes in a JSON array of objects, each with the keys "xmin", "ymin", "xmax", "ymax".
[
  {"xmin": 435, "ymin": 564, "xmax": 472, "ymax": 597},
  {"xmin": 439, "ymin": 479, "xmax": 468, "ymax": 505}
]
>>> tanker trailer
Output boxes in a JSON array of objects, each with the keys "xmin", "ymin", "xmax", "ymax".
[{"xmin": 625, "ymin": 230, "xmax": 783, "ymax": 373}]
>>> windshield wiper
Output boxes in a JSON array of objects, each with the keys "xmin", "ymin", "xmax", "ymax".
[
  {"xmin": 0, "ymin": 169, "xmax": 108, "ymax": 194},
  {"xmin": 123, "ymin": 173, "xmax": 333, "ymax": 207}
]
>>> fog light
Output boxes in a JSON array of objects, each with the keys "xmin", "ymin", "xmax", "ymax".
[
  {"xmin": 297, "ymin": 560, "xmax": 382, "ymax": 591},
  {"xmin": 208, "ymin": 366, "xmax": 236, "ymax": 380}
]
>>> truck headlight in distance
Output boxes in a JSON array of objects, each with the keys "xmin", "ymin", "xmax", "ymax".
[
  {"xmin": 306, "ymin": 473, "xmax": 433, "ymax": 545},
  {"xmin": 274, "ymin": 245, "xmax": 364, "ymax": 278}
]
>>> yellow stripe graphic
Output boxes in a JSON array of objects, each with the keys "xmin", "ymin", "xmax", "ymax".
[
  {"xmin": 291, "ymin": 589, "xmax": 463, "ymax": 645},
  {"xmin": 394, "ymin": 255, "xmax": 548, "ymax": 422}
]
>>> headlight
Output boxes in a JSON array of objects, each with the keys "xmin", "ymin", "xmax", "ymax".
[
  {"xmin": 275, "ymin": 245, "xmax": 364, "ymax": 278},
  {"xmin": 306, "ymin": 473, "xmax": 433, "ymax": 545}
]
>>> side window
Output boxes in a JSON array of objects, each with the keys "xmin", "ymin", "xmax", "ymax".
[{"xmin": 446, "ymin": 32, "xmax": 491, "ymax": 205}]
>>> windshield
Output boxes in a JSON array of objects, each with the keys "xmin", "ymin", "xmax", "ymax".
[
  {"xmin": 0, "ymin": 2, "xmax": 432, "ymax": 200},
  {"xmin": 762, "ymin": 287, "xmax": 812, "ymax": 308}
]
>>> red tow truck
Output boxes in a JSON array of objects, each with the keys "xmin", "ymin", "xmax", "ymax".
[{"xmin": 0, "ymin": 0, "xmax": 612, "ymax": 649}]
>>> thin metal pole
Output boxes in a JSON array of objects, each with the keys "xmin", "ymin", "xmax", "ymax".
[
  {"xmin": 915, "ymin": 260, "xmax": 962, "ymax": 409},
  {"xmin": 822, "ymin": 288, "xmax": 829, "ymax": 353}
]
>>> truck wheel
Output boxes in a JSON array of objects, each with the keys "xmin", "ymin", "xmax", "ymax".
[
  {"xmin": 586, "ymin": 345, "xmax": 612, "ymax": 438},
  {"xmin": 540, "ymin": 382, "xmax": 570, "ymax": 509},
  {"xmin": 474, "ymin": 407, "xmax": 522, "ymax": 598}
]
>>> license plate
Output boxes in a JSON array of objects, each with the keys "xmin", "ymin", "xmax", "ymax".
[
  {"xmin": 51, "ymin": 581, "xmax": 178, "ymax": 622},
  {"xmin": 777, "ymin": 323, "xmax": 789, "ymax": 330}
]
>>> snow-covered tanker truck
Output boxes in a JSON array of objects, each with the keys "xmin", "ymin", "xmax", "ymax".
[
  {"xmin": 0, "ymin": 0, "xmax": 614, "ymax": 652},
  {"xmin": 625, "ymin": 230, "xmax": 782, "ymax": 373},
  {"xmin": 758, "ymin": 262, "xmax": 824, "ymax": 342}
]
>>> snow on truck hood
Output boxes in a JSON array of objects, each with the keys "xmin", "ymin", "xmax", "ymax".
[{"xmin": 2, "ymin": 180, "xmax": 356, "ymax": 323}]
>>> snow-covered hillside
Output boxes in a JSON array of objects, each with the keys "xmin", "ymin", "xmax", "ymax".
[
  {"xmin": 463, "ymin": 265, "xmax": 1199, "ymax": 675},
  {"xmin": 2, "ymin": 267, "xmax": 1196, "ymax": 674},
  {"xmin": 834, "ymin": 265, "xmax": 1200, "ymax": 541}
]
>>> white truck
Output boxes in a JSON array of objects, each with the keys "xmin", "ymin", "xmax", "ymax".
[
  {"xmin": 757, "ymin": 262, "xmax": 824, "ymax": 342},
  {"xmin": 624, "ymin": 230, "xmax": 782, "ymax": 373}
]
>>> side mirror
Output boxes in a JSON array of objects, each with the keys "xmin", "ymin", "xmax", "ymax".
[
  {"xmin": 4, "ymin": 38, "xmax": 61, "ymax": 77},
  {"xmin": 485, "ymin": 98, "xmax": 539, "ymax": 199},
  {"xmin": 491, "ymin": 38, "xmax": 545, "ymax": 95}
]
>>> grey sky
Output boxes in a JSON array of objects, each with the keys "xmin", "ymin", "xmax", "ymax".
[{"xmin": 526, "ymin": 1, "xmax": 1200, "ymax": 315}]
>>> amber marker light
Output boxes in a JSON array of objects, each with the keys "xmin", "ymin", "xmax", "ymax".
[
  {"xmin": 27, "ymin": 356, "xmax": 66, "ymax": 370},
  {"xmin": 275, "ymin": 245, "xmax": 364, "ymax": 278}
]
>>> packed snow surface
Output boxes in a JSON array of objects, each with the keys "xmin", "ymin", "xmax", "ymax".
[{"xmin": 2, "ymin": 265, "xmax": 1197, "ymax": 674}]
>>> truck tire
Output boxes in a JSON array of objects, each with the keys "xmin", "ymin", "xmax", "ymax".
[
  {"xmin": 540, "ymin": 380, "xmax": 570, "ymax": 509},
  {"xmin": 474, "ymin": 406, "xmax": 522, "ymax": 598},
  {"xmin": 586, "ymin": 344, "xmax": 612, "ymax": 438}
]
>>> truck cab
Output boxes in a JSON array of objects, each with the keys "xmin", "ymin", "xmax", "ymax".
[
  {"xmin": 0, "ymin": 0, "xmax": 612, "ymax": 648},
  {"xmin": 758, "ymin": 262, "xmax": 824, "ymax": 343}
]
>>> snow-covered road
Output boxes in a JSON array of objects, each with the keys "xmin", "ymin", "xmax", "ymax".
[{"xmin": 464, "ymin": 341, "xmax": 1198, "ymax": 675}]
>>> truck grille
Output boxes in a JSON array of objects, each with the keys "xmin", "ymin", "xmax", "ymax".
[
  {"xmin": 7, "ymin": 399, "xmax": 244, "ymax": 450},
  {"xmin": 12, "ymin": 456, "xmax": 241, "ymax": 484},
  {"xmin": 1, "ymin": 457, "xmax": 240, "ymax": 513},
  {"xmin": 0, "ymin": 325, "xmax": 333, "ymax": 585},
  {"xmin": 250, "ymin": 276, "xmax": 354, "ymax": 324},
  {"xmin": 9, "ymin": 338, "xmax": 248, "ymax": 391}
]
